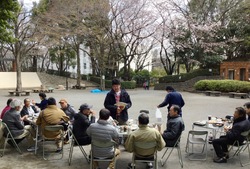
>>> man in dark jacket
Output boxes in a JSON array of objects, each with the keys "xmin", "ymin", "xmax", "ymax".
[
  {"xmin": 21, "ymin": 98, "xmax": 39, "ymax": 125},
  {"xmin": 157, "ymin": 86, "xmax": 185, "ymax": 116},
  {"xmin": 244, "ymin": 102, "xmax": 250, "ymax": 121},
  {"xmin": 212, "ymin": 107, "xmax": 250, "ymax": 163},
  {"xmin": 104, "ymin": 78, "xmax": 132, "ymax": 125},
  {"xmin": 73, "ymin": 103, "xmax": 96, "ymax": 145},
  {"xmin": 162, "ymin": 105, "xmax": 185, "ymax": 147},
  {"xmin": 59, "ymin": 98, "xmax": 77, "ymax": 124}
]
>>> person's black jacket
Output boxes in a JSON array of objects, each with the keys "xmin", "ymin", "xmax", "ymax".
[
  {"xmin": 226, "ymin": 116, "xmax": 250, "ymax": 144},
  {"xmin": 162, "ymin": 115, "xmax": 185, "ymax": 147},
  {"xmin": 104, "ymin": 89, "xmax": 132, "ymax": 122},
  {"xmin": 36, "ymin": 99, "xmax": 48, "ymax": 110},
  {"xmin": 20, "ymin": 105, "xmax": 39, "ymax": 117},
  {"xmin": 73, "ymin": 112, "xmax": 95, "ymax": 145}
]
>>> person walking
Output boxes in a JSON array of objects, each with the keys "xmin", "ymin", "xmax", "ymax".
[{"xmin": 157, "ymin": 86, "xmax": 185, "ymax": 116}]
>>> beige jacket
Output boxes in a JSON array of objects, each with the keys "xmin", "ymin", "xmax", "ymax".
[
  {"xmin": 125, "ymin": 125, "xmax": 165, "ymax": 156},
  {"xmin": 36, "ymin": 105, "xmax": 69, "ymax": 138}
]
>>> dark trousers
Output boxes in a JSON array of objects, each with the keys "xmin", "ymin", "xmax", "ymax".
[{"xmin": 212, "ymin": 136, "xmax": 229, "ymax": 158}]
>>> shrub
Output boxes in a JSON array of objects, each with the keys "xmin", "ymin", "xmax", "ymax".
[
  {"xmin": 159, "ymin": 69, "xmax": 219, "ymax": 83},
  {"xmin": 194, "ymin": 80, "xmax": 250, "ymax": 92}
]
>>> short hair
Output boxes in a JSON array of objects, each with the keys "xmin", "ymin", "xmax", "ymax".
[
  {"xmin": 7, "ymin": 98, "xmax": 13, "ymax": 106},
  {"xmin": 235, "ymin": 107, "xmax": 246, "ymax": 117},
  {"xmin": 166, "ymin": 86, "xmax": 174, "ymax": 91},
  {"xmin": 244, "ymin": 102, "xmax": 250, "ymax": 109},
  {"xmin": 138, "ymin": 113, "xmax": 149, "ymax": 125},
  {"xmin": 171, "ymin": 105, "xmax": 181, "ymax": 114},
  {"xmin": 99, "ymin": 108, "xmax": 110, "ymax": 120},
  {"xmin": 24, "ymin": 98, "xmax": 30, "ymax": 104},
  {"xmin": 39, "ymin": 93, "xmax": 46, "ymax": 99},
  {"xmin": 112, "ymin": 78, "xmax": 120, "ymax": 85},
  {"xmin": 47, "ymin": 97, "xmax": 56, "ymax": 105}
]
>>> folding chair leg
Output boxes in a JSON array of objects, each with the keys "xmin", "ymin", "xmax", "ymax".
[
  {"xmin": 177, "ymin": 147, "xmax": 183, "ymax": 168},
  {"xmin": 68, "ymin": 142, "xmax": 74, "ymax": 165},
  {"xmin": 79, "ymin": 145, "xmax": 89, "ymax": 163}
]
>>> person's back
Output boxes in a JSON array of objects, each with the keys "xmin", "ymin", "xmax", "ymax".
[
  {"xmin": 1, "ymin": 98, "xmax": 13, "ymax": 119},
  {"xmin": 87, "ymin": 109, "xmax": 119, "ymax": 158},
  {"xmin": 125, "ymin": 113, "xmax": 165, "ymax": 157},
  {"xmin": 36, "ymin": 97, "xmax": 69, "ymax": 138}
]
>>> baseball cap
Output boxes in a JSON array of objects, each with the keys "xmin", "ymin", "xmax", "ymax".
[
  {"xmin": 59, "ymin": 98, "xmax": 67, "ymax": 104},
  {"xmin": 79, "ymin": 103, "xmax": 93, "ymax": 111}
]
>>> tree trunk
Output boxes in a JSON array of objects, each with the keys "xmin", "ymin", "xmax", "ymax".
[
  {"xmin": 76, "ymin": 44, "xmax": 81, "ymax": 86},
  {"xmin": 16, "ymin": 52, "xmax": 22, "ymax": 92}
]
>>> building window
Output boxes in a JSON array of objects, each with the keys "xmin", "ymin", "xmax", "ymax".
[
  {"xmin": 228, "ymin": 70, "xmax": 234, "ymax": 80},
  {"xmin": 248, "ymin": 69, "xmax": 250, "ymax": 81},
  {"xmin": 83, "ymin": 63, "xmax": 86, "ymax": 69}
]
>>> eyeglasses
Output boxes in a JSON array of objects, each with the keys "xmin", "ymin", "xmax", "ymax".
[{"xmin": 59, "ymin": 102, "xmax": 65, "ymax": 105}]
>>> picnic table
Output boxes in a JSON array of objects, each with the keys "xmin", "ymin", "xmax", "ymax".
[
  {"xmin": 228, "ymin": 92, "xmax": 249, "ymax": 99},
  {"xmin": 204, "ymin": 91, "xmax": 221, "ymax": 97},
  {"xmin": 8, "ymin": 90, "xmax": 31, "ymax": 96}
]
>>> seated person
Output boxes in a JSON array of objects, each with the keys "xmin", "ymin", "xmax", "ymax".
[
  {"xmin": 21, "ymin": 98, "xmax": 39, "ymax": 125},
  {"xmin": 212, "ymin": 107, "xmax": 250, "ymax": 163},
  {"xmin": 244, "ymin": 102, "xmax": 250, "ymax": 121},
  {"xmin": 0, "ymin": 98, "xmax": 13, "ymax": 119},
  {"xmin": 162, "ymin": 105, "xmax": 185, "ymax": 147},
  {"xmin": 87, "ymin": 108, "xmax": 120, "ymax": 169},
  {"xmin": 73, "ymin": 103, "xmax": 96, "ymax": 145},
  {"xmin": 2, "ymin": 99, "xmax": 36, "ymax": 151},
  {"xmin": 59, "ymin": 98, "xmax": 77, "ymax": 124},
  {"xmin": 36, "ymin": 97, "xmax": 69, "ymax": 152},
  {"xmin": 125, "ymin": 113, "xmax": 165, "ymax": 169}
]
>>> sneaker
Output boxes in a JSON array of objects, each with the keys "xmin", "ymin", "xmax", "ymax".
[
  {"xmin": 27, "ymin": 146, "xmax": 38, "ymax": 152},
  {"xmin": 64, "ymin": 140, "xmax": 70, "ymax": 144}
]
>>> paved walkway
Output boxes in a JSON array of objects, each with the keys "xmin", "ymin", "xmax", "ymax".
[{"xmin": 0, "ymin": 88, "xmax": 249, "ymax": 169}]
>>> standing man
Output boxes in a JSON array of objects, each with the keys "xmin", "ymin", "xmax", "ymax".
[
  {"xmin": 104, "ymin": 78, "xmax": 132, "ymax": 125},
  {"xmin": 125, "ymin": 113, "xmax": 165, "ymax": 169},
  {"xmin": 157, "ymin": 86, "xmax": 185, "ymax": 116},
  {"xmin": 59, "ymin": 98, "xmax": 77, "ymax": 124},
  {"xmin": 162, "ymin": 105, "xmax": 185, "ymax": 147},
  {"xmin": 33, "ymin": 93, "xmax": 48, "ymax": 111},
  {"xmin": 212, "ymin": 107, "xmax": 250, "ymax": 163},
  {"xmin": 243, "ymin": 102, "xmax": 250, "ymax": 121},
  {"xmin": 36, "ymin": 97, "xmax": 69, "ymax": 152},
  {"xmin": 73, "ymin": 103, "xmax": 96, "ymax": 145},
  {"xmin": 87, "ymin": 108, "xmax": 120, "ymax": 169}
]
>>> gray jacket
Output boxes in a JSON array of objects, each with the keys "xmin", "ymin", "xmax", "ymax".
[
  {"xmin": 61, "ymin": 104, "xmax": 77, "ymax": 123},
  {"xmin": 2, "ymin": 108, "xmax": 24, "ymax": 137},
  {"xmin": 87, "ymin": 119, "xmax": 119, "ymax": 157}
]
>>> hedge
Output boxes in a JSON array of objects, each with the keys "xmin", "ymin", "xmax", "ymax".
[
  {"xmin": 194, "ymin": 80, "xmax": 250, "ymax": 92},
  {"xmin": 159, "ymin": 69, "xmax": 219, "ymax": 83},
  {"xmin": 89, "ymin": 76, "xmax": 136, "ymax": 89}
]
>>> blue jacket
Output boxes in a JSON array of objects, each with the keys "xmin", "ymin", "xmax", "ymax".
[
  {"xmin": 158, "ymin": 91, "xmax": 185, "ymax": 113},
  {"xmin": 104, "ymin": 89, "xmax": 132, "ymax": 122}
]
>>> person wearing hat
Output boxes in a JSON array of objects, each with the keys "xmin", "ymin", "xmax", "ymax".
[
  {"xmin": 73, "ymin": 103, "xmax": 96, "ymax": 145},
  {"xmin": 2, "ymin": 99, "xmax": 37, "ymax": 151},
  {"xmin": 59, "ymin": 98, "xmax": 77, "ymax": 124},
  {"xmin": 157, "ymin": 86, "xmax": 185, "ymax": 116}
]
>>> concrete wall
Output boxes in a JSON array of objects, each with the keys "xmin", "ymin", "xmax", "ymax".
[{"xmin": 0, "ymin": 72, "xmax": 41, "ymax": 89}]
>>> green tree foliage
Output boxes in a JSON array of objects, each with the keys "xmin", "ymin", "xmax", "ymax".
[{"xmin": 0, "ymin": 0, "xmax": 20, "ymax": 43}]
